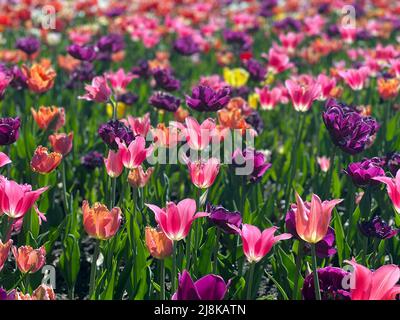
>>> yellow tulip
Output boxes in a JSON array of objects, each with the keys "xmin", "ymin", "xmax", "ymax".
[
  {"xmin": 106, "ymin": 102, "xmax": 128, "ymax": 119},
  {"xmin": 223, "ymin": 68, "xmax": 249, "ymax": 88}
]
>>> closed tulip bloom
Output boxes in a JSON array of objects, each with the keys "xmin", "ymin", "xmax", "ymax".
[
  {"xmin": 206, "ymin": 204, "xmax": 242, "ymax": 234},
  {"xmin": 31, "ymin": 146, "xmax": 62, "ymax": 174},
  {"xmin": 172, "ymin": 270, "xmax": 230, "ymax": 300},
  {"xmin": 31, "ymin": 106, "xmax": 65, "ymax": 131},
  {"xmin": 183, "ymin": 117, "xmax": 216, "ymax": 151},
  {"xmin": 187, "ymin": 158, "xmax": 220, "ymax": 189},
  {"xmin": 0, "ymin": 152, "xmax": 11, "ymax": 168},
  {"xmin": 22, "ymin": 64, "xmax": 56, "ymax": 93},
  {"xmin": 317, "ymin": 156, "xmax": 331, "ymax": 172},
  {"xmin": 145, "ymin": 227, "xmax": 173, "ymax": 259},
  {"xmin": 295, "ymin": 193, "xmax": 343, "ymax": 244},
  {"xmin": 12, "ymin": 245, "xmax": 46, "ymax": 273},
  {"xmin": 238, "ymin": 224, "xmax": 292, "ymax": 263},
  {"xmin": 0, "ymin": 176, "xmax": 48, "ymax": 219},
  {"xmin": 82, "ymin": 200, "xmax": 122, "ymax": 240},
  {"xmin": 79, "ymin": 76, "xmax": 111, "ymax": 103},
  {"xmin": 345, "ymin": 259, "xmax": 400, "ymax": 300},
  {"xmin": 223, "ymin": 67, "xmax": 249, "ymax": 88},
  {"xmin": 0, "ymin": 239, "xmax": 12, "ymax": 271},
  {"xmin": 67, "ymin": 44, "xmax": 96, "ymax": 61},
  {"xmin": 48, "ymin": 132, "xmax": 73, "ymax": 156},
  {"xmin": 16, "ymin": 36, "xmax": 40, "ymax": 55},
  {"xmin": 145, "ymin": 199, "xmax": 209, "ymax": 241},
  {"xmin": 256, "ymin": 86, "xmax": 281, "ymax": 110},
  {"xmin": 373, "ymin": 169, "xmax": 400, "ymax": 214},
  {"xmin": 104, "ymin": 149, "xmax": 124, "ymax": 178},
  {"xmin": 127, "ymin": 166, "xmax": 154, "ymax": 188},
  {"xmin": 0, "ymin": 116, "xmax": 21, "ymax": 145},
  {"xmin": 116, "ymin": 136, "xmax": 153, "ymax": 170}
]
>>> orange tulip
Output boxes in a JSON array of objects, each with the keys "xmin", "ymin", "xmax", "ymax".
[
  {"xmin": 127, "ymin": 166, "xmax": 154, "ymax": 188},
  {"xmin": 377, "ymin": 78, "xmax": 400, "ymax": 100},
  {"xmin": 31, "ymin": 146, "xmax": 62, "ymax": 174},
  {"xmin": 0, "ymin": 239, "xmax": 12, "ymax": 271},
  {"xmin": 145, "ymin": 227, "xmax": 173, "ymax": 259},
  {"xmin": 82, "ymin": 200, "xmax": 122, "ymax": 240},
  {"xmin": 295, "ymin": 193, "xmax": 343, "ymax": 244},
  {"xmin": 12, "ymin": 245, "xmax": 46, "ymax": 273},
  {"xmin": 31, "ymin": 106, "xmax": 65, "ymax": 131},
  {"xmin": 22, "ymin": 63, "xmax": 56, "ymax": 93},
  {"xmin": 48, "ymin": 132, "xmax": 73, "ymax": 156}
]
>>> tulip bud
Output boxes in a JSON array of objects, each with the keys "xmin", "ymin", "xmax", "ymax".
[
  {"xmin": 145, "ymin": 227, "xmax": 173, "ymax": 259},
  {"xmin": 49, "ymin": 132, "xmax": 73, "ymax": 156}
]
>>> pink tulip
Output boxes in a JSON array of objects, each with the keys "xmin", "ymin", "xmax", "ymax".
[
  {"xmin": 317, "ymin": 156, "xmax": 331, "ymax": 173},
  {"xmin": 256, "ymin": 86, "xmax": 281, "ymax": 110},
  {"xmin": 316, "ymin": 74, "xmax": 336, "ymax": 101},
  {"xmin": 0, "ymin": 176, "xmax": 48, "ymax": 219},
  {"xmin": 145, "ymin": 199, "xmax": 209, "ymax": 241},
  {"xmin": 346, "ymin": 258, "xmax": 400, "ymax": 300},
  {"xmin": 116, "ymin": 136, "xmax": 153, "ymax": 170},
  {"xmin": 295, "ymin": 193, "xmax": 343, "ymax": 244},
  {"xmin": 187, "ymin": 158, "xmax": 220, "ymax": 189},
  {"xmin": 338, "ymin": 67, "xmax": 370, "ymax": 91},
  {"xmin": 0, "ymin": 70, "xmax": 11, "ymax": 97},
  {"xmin": 105, "ymin": 68, "xmax": 136, "ymax": 95},
  {"xmin": 79, "ymin": 76, "xmax": 112, "ymax": 103},
  {"xmin": 278, "ymin": 32, "xmax": 304, "ymax": 55},
  {"xmin": 339, "ymin": 26, "xmax": 357, "ymax": 44},
  {"xmin": 285, "ymin": 79, "xmax": 321, "ymax": 112},
  {"xmin": 373, "ymin": 170, "xmax": 400, "ymax": 214},
  {"xmin": 104, "ymin": 149, "xmax": 124, "ymax": 178},
  {"xmin": 0, "ymin": 239, "xmax": 12, "ymax": 271},
  {"xmin": 12, "ymin": 245, "xmax": 46, "ymax": 274},
  {"xmin": 183, "ymin": 117, "xmax": 216, "ymax": 151},
  {"xmin": 265, "ymin": 47, "xmax": 293, "ymax": 74},
  {"xmin": 125, "ymin": 113, "xmax": 151, "ymax": 137},
  {"xmin": 0, "ymin": 152, "xmax": 11, "ymax": 168},
  {"xmin": 237, "ymin": 224, "xmax": 292, "ymax": 263}
]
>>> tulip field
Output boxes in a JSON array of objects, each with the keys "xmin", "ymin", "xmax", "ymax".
[{"xmin": 0, "ymin": 0, "xmax": 400, "ymax": 302}]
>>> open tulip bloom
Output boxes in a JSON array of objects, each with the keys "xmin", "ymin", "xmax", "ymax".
[{"xmin": 1, "ymin": 0, "xmax": 400, "ymax": 303}]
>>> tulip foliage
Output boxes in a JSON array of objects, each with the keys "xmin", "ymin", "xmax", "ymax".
[{"xmin": 0, "ymin": 0, "xmax": 400, "ymax": 301}]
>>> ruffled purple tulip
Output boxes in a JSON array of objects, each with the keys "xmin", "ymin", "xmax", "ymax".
[
  {"xmin": 118, "ymin": 92, "xmax": 138, "ymax": 105},
  {"xmin": 186, "ymin": 85, "xmax": 231, "ymax": 112},
  {"xmin": 272, "ymin": 17, "xmax": 302, "ymax": 32},
  {"xmin": 174, "ymin": 36, "xmax": 200, "ymax": 56},
  {"xmin": 172, "ymin": 270, "xmax": 230, "ymax": 300},
  {"xmin": 67, "ymin": 44, "xmax": 96, "ymax": 61},
  {"xmin": 359, "ymin": 216, "xmax": 399, "ymax": 239},
  {"xmin": 9, "ymin": 65, "xmax": 27, "ymax": 90},
  {"xmin": 285, "ymin": 205, "xmax": 337, "ymax": 258},
  {"xmin": 232, "ymin": 148, "xmax": 271, "ymax": 183},
  {"xmin": 0, "ymin": 117, "xmax": 21, "ymax": 145},
  {"xmin": 206, "ymin": 203, "xmax": 242, "ymax": 234},
  {"xmin": 0, "ymin": 288, "xmax": 15, "ymax": 300},
  {"xmin": 386, "ymin": 152, "xmax": 400, "ymax": 176},
  {"xmin": 96, "ymin": 33, "xmax": 125, "ymax": 53},
  {"xmin": 344, "ymin": 157, "xmax": 386, "ymax": 187},
  {"xmin": 15, "ymin": 36, "xmax": 40, "ymax": 55},
  {"xmin": 223, "ymin": 29, "xmax": 252, "ymax": 51},
  {"xmin": 149, "ymin": 91, "xmax": 180, "ymax": 112},
  {"xmin": 302, "ymin": 267, "xmax": 351, "ymax": 300},
  {"xmin": 131, "ymin": 59, "xmax": 151, "ymax": 78},
  {"xmin": 152, "ymin": 68, "xmax": 181, "ymax": 92},
  {"xmin": 81, "ymin": 151, "xmax": 104, "ymax": 170},
  {"xmin": 98, "ymin": 120, "xmax": 134, "ymax": 150},
  {"xmin": 245, "ymin": 59, "xmax": 266, "ymax": 82},
  {"xmin": 246, "ymin": 110, "xmax": 264, "ymax": 135},
  {"xmin": 66, "ymin": 62, "xmax": 95, "ymax": 89},
  {"xmin": 259, "ymin": 0, "xmax": 278, "ymax": 17},
  {"xmin": 322, "ymin": 99, "xmax": 379, "ymax": 155}
]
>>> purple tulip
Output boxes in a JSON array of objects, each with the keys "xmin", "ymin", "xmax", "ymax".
[
  {"xmin": 272, "ymin": 17, "xmax": 302, "ymax": 32},
  {"xmin": 344, "ymin": 157, "xmax": 386, "ymax": 187},
  {"xmin": 186, "ymin": 85, "xmax": 231, "ymax": 112},
  {"xmin": 131, "ymin": 59, "xmax": 151, "ymax": 78},
  {"xmin": 174, "ymin": 36, "xmax": 200, "ymax": 56},
  {"xmin": 359, "ymin": 216, "xmax": 399, "ymax": 239},
  {"xmin": 66, "ymin": 62, "xmax": 95, "ymax": 89},
  {"xmin": 96, "ymin": 33, "xmax": 124, "ymax": 53},
  {"xmin": 232, "ymin": 148, "xmax": 271, "ymax": 183},
  {"xmin": 322, "ymin": 99, "xmax": 379, "ymax": 155},
  {"xmin": 0, "ymin": 117, "xmax": 21, "ymax": 145},
  {"xmin": 245, "ymin": 59, "xmax": 266, "ymax": 82},
  {"xmin": 9, "ymin": 65, "xmax": 27, "ymax": 90},
  {"xmin": 206, "ymin": 203, "xmax": 242, "ymax": 234},
  {"xmin": 223, "ymin": 29, "xmax": 252, "ymax": 51},
  {"xmin": 302, "ymin": 267, "xmax": 351, "ymax": 300},
  {"xmin": 246, "ymin": 110, "xmax": 264, "ymax": 135},
  {"xmin": 118, "ymin": 92, "xmax": 138, "ymax": 105},
  {"xmin": 67, "ymin": 44, "xmax": 96, "ymax": 61},
  {"xmin": 15, "ymin": 36, "xmax": 40, "ymax": 55},
  {"xmin": 259, "ymin": 0, "xmax": 278, "ymax": 17},
  {"xmin": 149, "ymin": 91, "xmax": 180, "ymax": 112},
  {"xmin": 0, "ymin": 288, "xmax": 15, "ymax": 300},
  {"xmin": 285, "ymin": 205, "xmax": 337, "ymax": 258},
  {"xmin": 81, "ymin": 151, "xmax": 104, "ymax": 170},
  {"xmin": 152, "ymin": 68, "xmax": 181, "ymax": 92},
  {"xmin": 172, "ymin": 270, "xmax": 230, "ymax": 300},
  {"xmin": 98, "ymin": 120, "xmax": 134, "ymax": 150},
  {"xmin": 386, "ymin": 152, "xmax": 400, "ymax": 176}
]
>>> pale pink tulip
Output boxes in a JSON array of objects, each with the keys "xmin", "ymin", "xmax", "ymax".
[
  {"xmin": 373, "ymin": 170, "xmax": 400, "ymax": 214},
  {"xmin": 125, "ymin": 113, "xmax": 151, "ymax": 137},
  {"xmin": 295, "ymin": 193, "xmax": 342, "ymax": 244},
  {"xmin": 104, "ymin": 149, "xmax": 124, "ymax": 178},
  {"xmin": 145, "ymin": 199, "xmax": 209, "ymax": 241},
  {"xmin": 317, "ymin": 156, "xmax": 331, "ymax": 173},
  {"xmin": 183, "ymin": 117, "xmax": 216, "ymax": 151},
  {"xmin": 346, "ymin": 258, "xmax": 400, "ymax": 300},
  {"xmin": 0, "ymin": 152, "xmax": 11, "ymax": 168},
  {"xmin": 105, "ymin": 68, "xmax": 136, "ymax": 95},
  {"xmin": 279, "ymin": 32, "xmax": 304, "ymax": 55},
  {"xmin": 116, "ymin": 136, "xmax": 153, "ymax": 170},
  {"xmin": 316, "ymin": 74, "xmax": 336, "ymax": 101},
  {"xmin": 187, "ymin": 158, "xmax": 220, "ymax": 189}
]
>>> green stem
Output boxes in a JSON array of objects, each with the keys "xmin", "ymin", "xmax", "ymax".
[
  {"xmin": 246, "ymin": 263, "xmax": 256, "ymax": 300},
  {"xmin": 292, "ymin": 242, "xmax": 303, "ymax": 300},
  {"xmin": 110, "ymin": 177, "xmax": 117, "ymax": 208},
  {"xmin": 160, "ymin": 259, "xmax": 165, "ymax": 300},
  {"xmin": 213, "ymin": 228, "xmax": 221, "ymax": 274},
  {"xmin": 89, "ymin": 240, "xmax": 101, "ymax": 299},
  {"xmin": 61, "ymin": 161, "xmax": 69, "ymax": 213},
  {"xmin": 171, "ymin": 241, "xmax": 177, "ymax": 294},
  {"xmin": 311, "ymin": 244, "xmax": 321, "ymax": 300}
]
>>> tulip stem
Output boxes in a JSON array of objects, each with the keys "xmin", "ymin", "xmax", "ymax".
[
  {"xmin": 6, "ymin": 145, "xmax": 11, "ymax": 178},
  {"xmin": 61, "ymin": 161, "xmax": 69, "ymax": 213},
  {"xmin": 89, "ymin": 240, "xmax": 100, "ymax": 299},
  {"xmin": 292, "ymin": 242, "xmax": 303, "ymax": 300},
  {"xmin": 213, "ymin": 228, "xmax": 221, "ymax": 274},
  {"xmin": 246, "ymin": 262, "xmax": 256, "ymax": 300},
  {"xmin": 160, "ymin": 259, "xmax": 165, "ymax": 300},
  {"xmin": 310, "ymin": 244, "xmax": 321, "ymax": 300},
  {"xmin": 171, "ymin": 241, "xmax": 177, "ymax": 295},
  {"xmin": 110, "ymin": 177, "xmax": 117, "ymax": 208}
]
